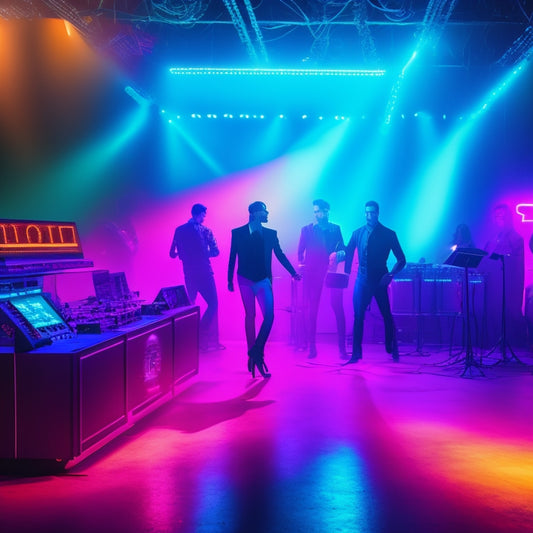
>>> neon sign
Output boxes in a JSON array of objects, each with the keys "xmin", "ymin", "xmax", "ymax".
[
  {"xmin": 516, "ymin": 204, "xmax": 533, "ymax": 222},
  {"xmin": 0, "ymin": 220, "xmax": 83, "ymax": 257}
]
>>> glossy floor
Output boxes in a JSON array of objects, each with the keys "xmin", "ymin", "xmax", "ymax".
[{"xmin": 1, "ymin": 340, "xmax": 533, "ymax": 533}]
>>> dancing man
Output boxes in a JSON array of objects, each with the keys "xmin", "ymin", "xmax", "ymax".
[{"xmin": 228, "ymin": 201, "xmax": 301, "ymax": 377}]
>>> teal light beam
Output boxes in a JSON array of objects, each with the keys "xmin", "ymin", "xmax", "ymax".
[
  {"xmin": 10, "ymin": 104, "xmax": 150, "ymax": 221},
  {"xmin": 165, "ymin": 116, "xmax": 224, "ymax": 177}
]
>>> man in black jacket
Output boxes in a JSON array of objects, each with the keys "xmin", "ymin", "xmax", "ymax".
[
  {"xmin": 228, "ymin": 201, "xmax": 301, "ymax": 376},
  {"xmin": 298, "ymin": 199, "xmax": 347, "ymax": 359},
  {"xmin": 170, "ymin": 203, "xmax": 223, "ymax": 351},
  {"xmin": 344, "ymin": 201, "xmax": 406, "ymax": 363}
]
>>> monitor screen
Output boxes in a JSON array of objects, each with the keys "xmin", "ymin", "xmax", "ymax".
[
  {"xmin": 10, "ymin": 294, "xmax": 65, "ymax": 329},
  {"xmin": 153, "ymin": 286, "xmax": 190, "ymax": 309}
]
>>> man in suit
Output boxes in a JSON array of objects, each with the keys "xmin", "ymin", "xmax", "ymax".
[
  {"xmin": 298, "ymin": 199, "xmax": 347, "ymax": 359},
  {"xmin": 344, "ymin": 200, "xmax": 406, "ymax": 363},
  {"xmin": 170, "ymin": 203, "xmax": 223, "ymax": 351},
  {"xmin": 228, "ymin": 201, "xmax": 301, "ymax": 376}
]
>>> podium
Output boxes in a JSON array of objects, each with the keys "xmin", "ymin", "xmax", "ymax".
[{"xmin": 444, "ymin": 247, "xmax": 487, "ymax": 377}]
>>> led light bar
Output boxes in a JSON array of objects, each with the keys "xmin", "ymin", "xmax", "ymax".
[{"xmin": 169, "ymin": 67, "xmax": 386, "ymax": 77}]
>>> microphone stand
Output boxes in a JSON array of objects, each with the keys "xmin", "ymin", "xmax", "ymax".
[{"xmin": 483, "ymin": 254, "xmax": 523, "ymax": 365}]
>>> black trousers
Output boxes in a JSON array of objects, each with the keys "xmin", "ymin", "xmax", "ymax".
[{"xmin": 352, "ymin": 274, "xmax": 396, "ymax": 356}]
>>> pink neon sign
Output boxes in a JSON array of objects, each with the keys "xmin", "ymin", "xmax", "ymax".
[{"xmin": 516, "ymin": 204, "xmax": 533, "ymax": 222}]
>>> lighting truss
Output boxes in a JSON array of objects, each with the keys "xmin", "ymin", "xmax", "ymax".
[
  {"xmin": 0, "ymin": 0, "xmax": 41, "ymax": 19},
  {"xmin": 221, "ymin": 0, "xmax": 268, "ymax": 63},
  {"xmin": 416, "ymin": 0, "xmax": 459, "ymax": 52},
  {"xmin": 352, "ymin": 0, "xmax": 379, "ymax": 65},
  {"xmin": 169, "ymin": 67, "xmax": 386, "ymax": 77},
  {"xmin": 243, "ymin": 0, "xmax": 268, "ymax": 63},
  {"xmin": 497, "ymin": 26, "xmax": 533, "ymax": 66},
  {"xmin": 42, "ymin": 0, "xmax": 92, "ymax": 35},
  {"xmin": 384, "ymin": 0, "xmax": 458, "ymax": 124}
]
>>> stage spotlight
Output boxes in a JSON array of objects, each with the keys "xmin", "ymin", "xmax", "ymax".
[
  {"xmin": 124, "ymin": 86, "xmax": 152, "ymax": 107},
  {"xmin": 302, "ymin": 114, "xmax": 308, "ymax": 119}
]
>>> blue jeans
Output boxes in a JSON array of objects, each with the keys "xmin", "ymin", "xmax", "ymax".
[{"xmin": 237, "ymin": 275, "xmax": 274, "ymax": 353}]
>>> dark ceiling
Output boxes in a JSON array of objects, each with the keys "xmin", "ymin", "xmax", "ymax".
[
  {"xmin": 2, "ymin": 1, "xmax": 533, "ymax": 119},
  {"xmin": 2, "ymin": 1, "xmax": 532, "ymax": 71}
]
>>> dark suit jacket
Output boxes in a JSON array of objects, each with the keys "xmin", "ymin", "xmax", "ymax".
[
  {"xmin": 345, "ymin": 222, "xmax": 406, "ymax": 282},
  {"xmin": 228, "ymin": 224, "xmax": 297, "ymax": 283},
  {"xmin": 298, "ymin": 222, "xmax": 344, "ymax": 272}
]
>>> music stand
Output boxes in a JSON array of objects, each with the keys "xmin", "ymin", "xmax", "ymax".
[{"xmin": 444, "ymin": 247, "xmax": 487, "ymax": 377}]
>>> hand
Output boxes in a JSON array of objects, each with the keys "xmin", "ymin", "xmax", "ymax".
[
  {"xmin": 378, "ymin": 273, "xmax": 393, "ymax": 288},
  {"xmin": 228, "ymin": 282, "xmax": 234, "ymax": 292},
  {"xmin": 292, "ymin": 272, "xmax": 302, "ymax": 281},
  {"xmin": 169, "ymin": 250, "xmax": 177, "ymax": 259}
]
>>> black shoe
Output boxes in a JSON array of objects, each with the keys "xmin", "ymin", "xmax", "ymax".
[
  {"xmin": 247, "ymin": 356, "xmax": 253, "ymax": 372},
  {"xmin": 392, "ymin": 350, "xmax": 400, "ymax": 362},
  {"xmin": 339, "ymin": 350, "xmax": 349, "ymax": 360},
  {"xmin": 307, "ymin": 346, "xmax": 317, "ymax": 359},
  {"xmin": 386, "ymin": 339, "xmax": 399, "ymax": 355},
  {"xmin": 343, "ymin": 355, "xmax": 362, "ymax": 365}
]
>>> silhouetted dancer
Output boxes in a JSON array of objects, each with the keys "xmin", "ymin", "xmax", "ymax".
[{"xmin": 228, "ymin": 201, "xmax": 301, "ymax": 378}]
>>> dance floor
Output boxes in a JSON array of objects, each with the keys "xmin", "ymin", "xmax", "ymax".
[{"xmin": 1, "ymin": 339, "xmax": 532, "ymax": 533}]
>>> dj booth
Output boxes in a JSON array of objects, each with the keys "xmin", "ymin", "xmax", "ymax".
[{"xmin": 0, "ymin": 220, "xmax": 199, "ymax": 468}]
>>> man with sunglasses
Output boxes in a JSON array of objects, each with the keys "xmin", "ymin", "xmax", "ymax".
[{"xmin": 228, "ymin": 201, "xmax": 301, "ymax": 377}]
